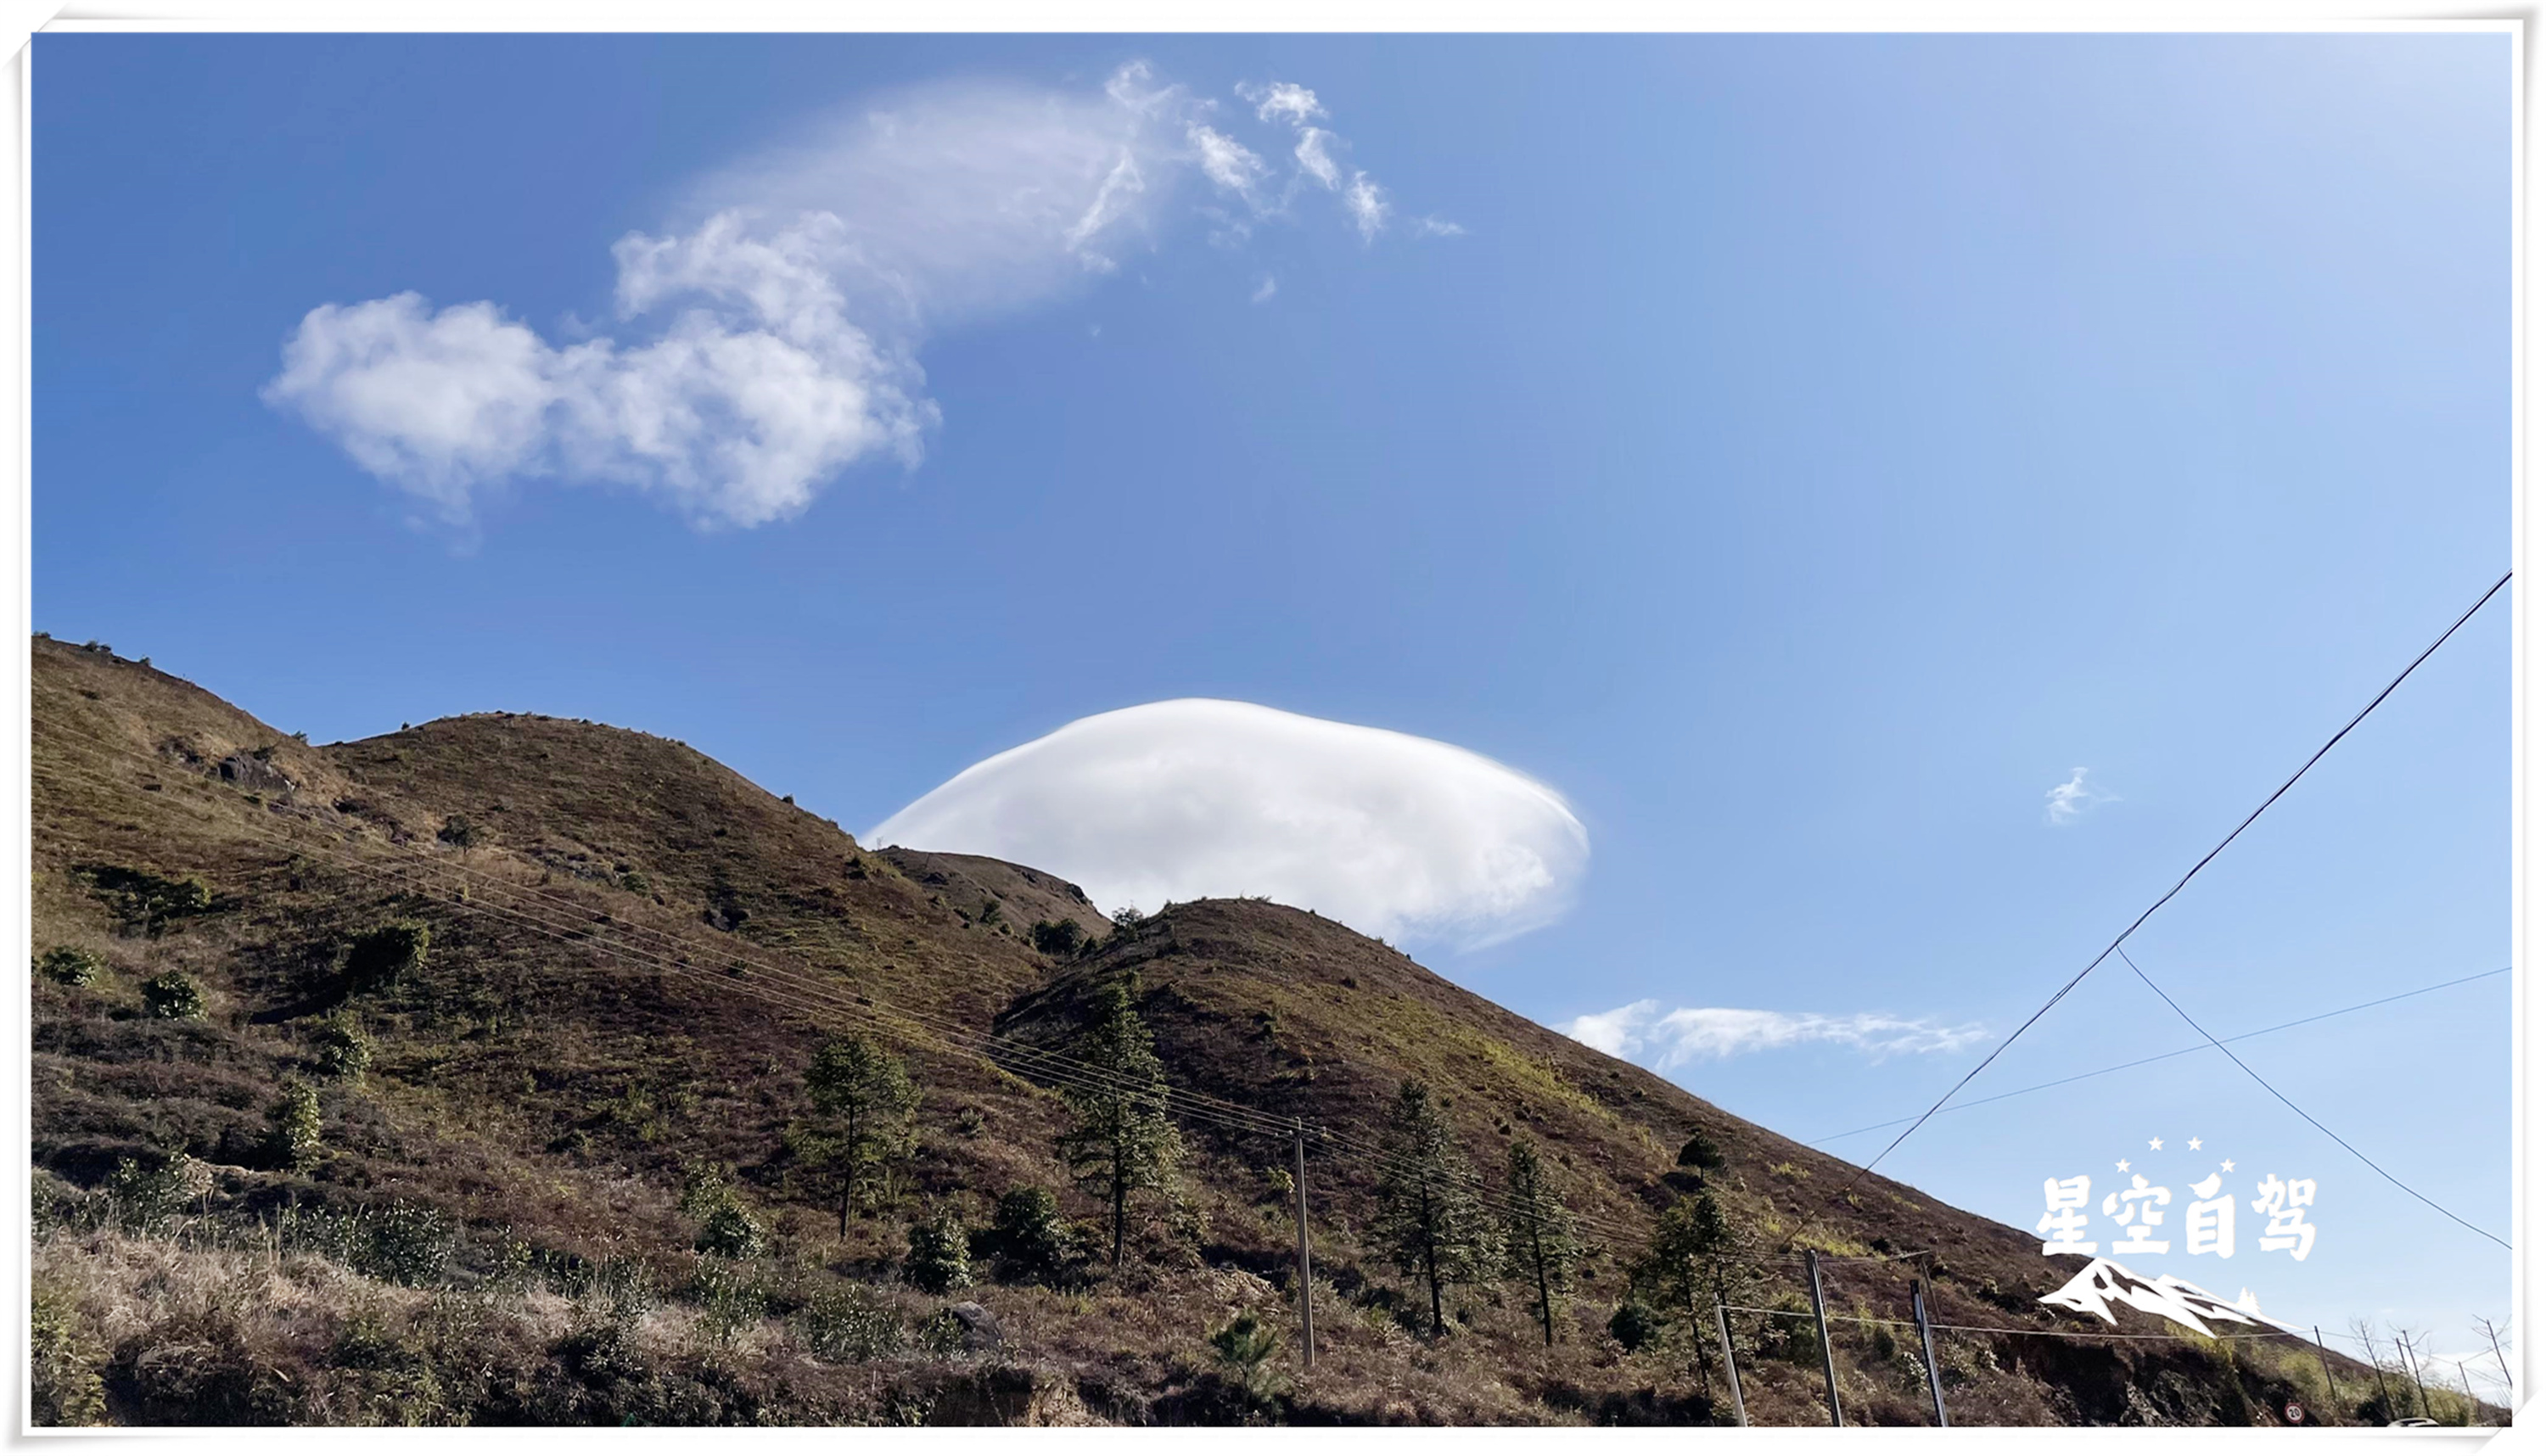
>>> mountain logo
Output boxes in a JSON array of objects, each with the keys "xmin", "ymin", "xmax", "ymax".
[{"xmin": 2038, "ymin": 1257, "xmax": 2296, "ymax": 1339}]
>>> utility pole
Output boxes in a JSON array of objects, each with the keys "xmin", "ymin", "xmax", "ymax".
[
  {"xmin": 2458, "ymin": 1361, "xmax": 2481, "ymax": 1425},
  {"xmin": 1712, "ymin": 1290, "xmax": 1747, "ymax": 1428},
  {"xmin": 2310, "ymin": 1326, "xmax": 2343, "ymax": 1425},
  {"xmin": 1911, "ymin": 1279, "xmax": 1949, "ymax": 1427},
  {"xmin": 2480, "ymin": 1316, "xmax": 2513, "ymax": 1403},
  {"xmin": 2399, "ymin": 1336, "xmax": 2432, "ymax": 1420},
  {"xmin": 1805, "ymin": 1249, "xmax": 1844, "ymax": 1428},
  {"xmin": 1292, "ymin": 1121, "xmax": 1315, "ymax": 1370}
]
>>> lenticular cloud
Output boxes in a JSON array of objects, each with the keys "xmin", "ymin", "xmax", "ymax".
[{"xmin": 867, "ymin": 700, "xmax": 1588, "ymax": 950}]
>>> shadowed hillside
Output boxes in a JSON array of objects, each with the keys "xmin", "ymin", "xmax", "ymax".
[{"xmin": 29, "ymin": 636, "xmax": 2433, "ymax": 1428}]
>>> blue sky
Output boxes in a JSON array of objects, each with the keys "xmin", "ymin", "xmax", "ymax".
[{"xmin": 35, "ymin": 32, "xmax": 2510, "ymax": 1355}]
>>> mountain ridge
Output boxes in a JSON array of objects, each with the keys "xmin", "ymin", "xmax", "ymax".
[{"xmin": 28, "ymin": 634, "xmax": 2425, "ymax": 1427}]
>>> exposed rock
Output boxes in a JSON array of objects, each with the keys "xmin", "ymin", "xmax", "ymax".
[{"xmin": 946, "ymin": 1301, "xmax": 1003, "ymax": 1352}]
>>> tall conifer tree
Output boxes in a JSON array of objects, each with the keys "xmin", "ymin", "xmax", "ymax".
[
  {"xmin": 1373, "ymin": 1079, "xmax": 1498, "ymax": 1336},
  {"xmin": 1057, "ymin": 977, "xmax": 1186, "ymax": 1266},
  {"xmin": 1501, "ymin": 1140, "xmax": 1583, "ymax": 1346}
]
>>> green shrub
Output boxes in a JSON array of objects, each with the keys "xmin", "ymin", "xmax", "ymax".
[
  {"xmin": 954, "ymin": 1106, "xmax": 986, "ymax": 1139},
  {"xmin": 804, "ymin": 1288, "xmax": 904, "ymax": 1362},
  {"xmin": 29, "ymin": 1285, "xmax": 104, "ymax": 1426},
  {"xmin": 80, "ymin": 864, "xmax": 212, "ymax": 931},
  {"xmin": 679, "ymin": 1162, "xmax": 765, "ymax": 1258},
  {"xmin": 1209, "ymin": 1313, "xmax": 1287, "ymax": 1407},
  {"xmin": 1029, "ymin": 919, "xmax": 1083, "ymax": 955},
  {"xmin": 104, "ymin": 1152, "xmax": 212, "ymax": 1225},
  {"xmin": 345, "ymin": 921, "xmax": 429, "ymax": 994},
  {"xmin": 1676, "ymin": 1133, "xmax": 1727, "ymax": 1171},
  {"xmin": 264, "ymin": 1082, "xmax": 324, "ymax": 1170},
  {"xmin": 693, "ymin": 1260, "xmax": 767, "ymax": 1347},
  {"xmin": 618, "ymin": 869, "xmax": 651, "ymax": 895},
  {"xmin": 1761, "ymin": 1291, "xmax": 1823, "ymax": 1364},
  {"xmin": 35, "ymin": 946, "xmax": 103, "ymax": 987},
  {"xmin": 905, "ymin": 1210, "xmax": 973, "ymax": 1294},
  {"xmin": 1608, "ymin": 1299, "xmax": 1665, "ymax": 1353},
  {"xmin": 140, "ymin": 970, "xmax": 205, "ymax": 1020},
  {"xmin": 984, "ymin": 1186, "xmax": 1080, "ymax": 1285},
  {"xmin": 436, "ymin": 815, "xmax": 478, "ymax": 850},
  {"xmin": 697, "ymin": 1200, "xmax": 766, "ymax": 1260},
  {"xmin": 365, "ymin": 1200, "xmax": 456, "ymax": 1286},
  {"xmin": 308, "ymin": 1011, "xmax": 374, "ymax": 1079}
]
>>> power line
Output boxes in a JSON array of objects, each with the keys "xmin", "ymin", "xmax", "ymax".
[
  {"xmin": 1807, "ymin": 966, "xmax": 2510, "ymax": 1145},
  {"xmin": 2114, "ymin": 947, "xmax": 2508, "ymax": 1251},
  {"xmin": 1843, "ymin": 568, "xmax": 2512, "ymax": 1192}
]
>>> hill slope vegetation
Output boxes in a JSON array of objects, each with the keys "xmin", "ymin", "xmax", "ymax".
[{"xmin": 27, "ymin": 636, "xmax": 2427, "ymax": 1427}]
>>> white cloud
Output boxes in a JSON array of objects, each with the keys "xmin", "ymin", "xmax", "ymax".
[
  {"xmin": 1561, "ymin": 1000, "xmax": 1990, "ymax": 1068},
  {"xmin": 2045, "ymin": 766, "xmax": 2118, "ymax": 826},
  {"xmin": 270, "ymin": 64, "xmax": 1449, "ymax": 529},
  {"xmin": 1251, "ymin": 275, "xmax": 1279, "ymax": 305},
  {"xmin": 1242, "ymin": 80, "xmax": 1326, "ymax": 126},
  {"xmin": 1293, "ymin": 127, "xmax": 1343, "ymax": 191},
  {"xmin": 1187, "ymin": 123, "xmax": 1270, "ymax": 207},
  {"xmin": 868, "ymin": 698, "xmax": 1588, "ymax": 950},
  {"xmin": 1415, "ymin": 216, "xmax": 1466, "ymax": 238},
  {"xmin": 266, "ymin": 213, "xmax": 933, "ymax": 529},
  {"xmin": 1344, "ymin": 171, "xmax": 1390, "ymax": 244}
]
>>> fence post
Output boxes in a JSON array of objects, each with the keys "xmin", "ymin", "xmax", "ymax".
[
  {"xmin": 1912, "ymin": 1279, "xmax": 1949, "ymax": 1427},
  {"xmin": 2310, "ymin": 1325, "xmax": 2343, "ymax": 1425},
  {"xmin": 1292, "ymin": 1120, "xmax": 1315, "ymax": 1369},
  {"xmin": 2400, "ymin": 1336, "xmax": 2433, "ymax": 1420},
  {"xmin": 1713, "ymin": 1289, "xmax": 1747, "ymax": 1428},
  {"xmin": 1806, "ymin": 1249, "xmax": 1845, "ymax": 1428},
  {"xmin": 2481, "ymin": 1317, "xmax": 2514, "ymax": 1404},
  {"xmin": 2368, "ymin": 1334, "xmax": 2397, "ymax": 1422}
]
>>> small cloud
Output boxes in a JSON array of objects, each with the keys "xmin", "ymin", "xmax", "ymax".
[
  {"xmin": 1558, "ymin": 1002, "xmax": 1990, "ymax": 1069},
  {"xmin": 1293, "ymin": 127, "xmax": 1343, "ymax": 191},
  {"xmin": 1187, "ymin": 123, "xmax": 1270, "ymax": 208},
  {"xmin": 2044, "ymin": 767, "xmax": 2118, "ymax": 826},
  {"xmin": 1250, "ymin": 275, "xmax": 1277, "ymax": 305},
  {"xmin": 1240, "ymin": 80, "xmax": 1326, "ymax": 126},
  {"xmin": 1344, "ymin": 171, "xmax": 1388, "ymax": 243},
  {"xmin": 1414, "ymin": 216, "xmax": 1466, "ymax": 238}
]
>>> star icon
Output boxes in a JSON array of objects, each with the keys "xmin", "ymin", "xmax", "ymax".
[
  {"xmin": 2148, "ymin": 1137, "xmax": 2164, "ymax": 1151},
  {"xmin": 2221, "ymin": 1160, "xmax": 2235, "ymax": 1173},
  {"xmin": 2116, "ymin": 1159, "xmax": 2131, "ymax": 1172},
  {"xmin": 2189, "ymin": 1137, "xmax": 2203, "ymax": 1151}
]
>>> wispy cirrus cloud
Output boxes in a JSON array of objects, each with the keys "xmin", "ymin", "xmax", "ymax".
[
  {"xmin": 2044, "ymin": 766, "xmax": 2118, "ymax": 826},
  {"xmin": 1561, "ymin": 1000, "xmax": 1989, "ymax": 1068},
  {"xmin": 266, "ymin": 63, "xmax": 1453, "ymax": 529},
  {"xmin": 1237, "ymin": 80, "xmax": 1454, "ymax": 246}
]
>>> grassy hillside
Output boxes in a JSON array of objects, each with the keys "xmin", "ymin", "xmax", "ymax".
[{"xmin": 28, "ymin": 635, "xmax": 2448, "ymax": 1427}]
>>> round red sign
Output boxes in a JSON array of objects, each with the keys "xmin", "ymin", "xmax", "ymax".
[{"xmin": 2285, "ymin": 1402, "xmax": 2304, "ymax": 1425}]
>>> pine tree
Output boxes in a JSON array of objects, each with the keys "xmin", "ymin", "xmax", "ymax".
[
  {"xmin": 1056, "ymin": 977, "xmax": 1185, "ymax": 1266},
  {"xmin": 1633, "ymin": 1188, "xmax": 1743, "ymax": 1393},
  {"xmin": 803, "ymin": 1034, "xmax": 919, "ymax": 1236},
  {"xmin": 1501, "ymin": 1140, "xmax": 1583, "ymax": 1347},
  {"xmin": 1372, "ymin": 1079, "xmax": 1498, "ymax": 1337}
]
